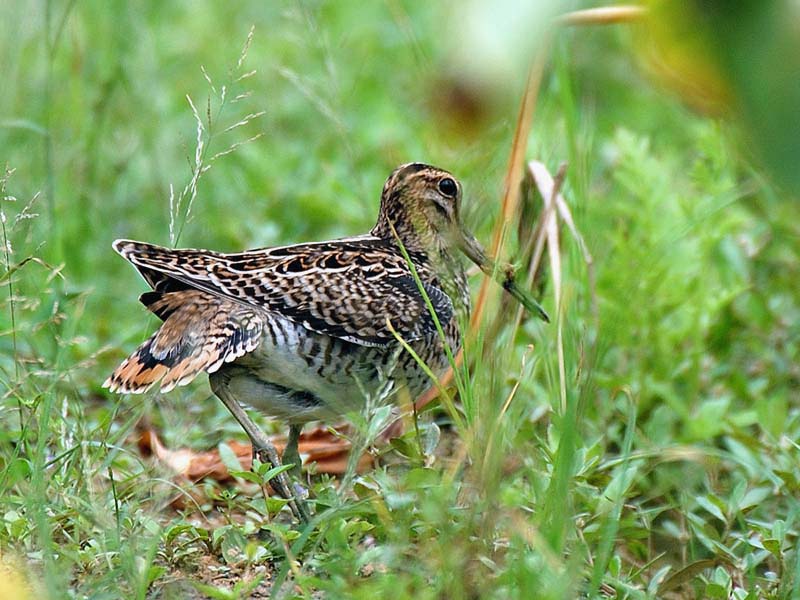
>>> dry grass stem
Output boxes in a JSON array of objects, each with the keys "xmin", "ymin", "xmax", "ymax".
[
  {"xmin": 508, "ymin": 162, "xmax": 568, "ymax": 342},
  {"xmin": 471, "ymin": 4, "xmax": 643, "ymax": 335},
  {"xmin": 530, "ymin": 162, "xmax": 598, "ymax": 328},
  {"xmin": 470, "ymin": 40, "xmax": 551, "ymax": 336},
  {"xmin": 555, "ymin": 5, "xmax": 647, "ymax": 27}
]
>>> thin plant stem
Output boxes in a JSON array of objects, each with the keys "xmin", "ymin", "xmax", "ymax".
[{"xmin": 0, "ymin": 167, "xmax": 21, "ymax": 438}]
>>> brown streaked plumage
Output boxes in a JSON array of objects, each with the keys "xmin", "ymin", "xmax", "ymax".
[{"xmin": 104, "ymin": 162, "xmax": 547, "ymax": 522}]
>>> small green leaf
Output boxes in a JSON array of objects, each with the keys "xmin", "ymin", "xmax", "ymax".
[
  {"xmin": 405, "ymin": 467, "xmax": 439, "ymax": 488},
  {"xmin": 366, "ymin": 405, "xmax": 394, "ymax": 440},
  {"xmin": 217, "ymin": 442, "xmax": 244, "ymax": 473},
  {"xmin": 739, "ymin": 487, "xmax": 772, "ymax": 511},
  {"xmin": 658, "ymin": 559, "xmax": 716, "ymax": 593},
  {"xmin": 264, "ymin": 496, "xmax": 289, "ymax": 514},
  {"xmin": 689, "ymin": 397, "xmax": 730, "ymax": 440},
  {"xmin": 164, "ymin": 523, "xmax": 205, "ymax": 543},
  {"xmin": 228, "ymin": 470, "xmax": 262, "ymax": 484},
  {"xmin": 706, "ymin": 582, "xmax": 728, "ymax": 598},
  {"xmin": 192, "ymin": 581, "xmax": 237, "ymax": 600},
  {"xmin": 771, "ymin": 519, "xmax": 786, "ymax": 541},
  {"xmin": 4, "ymin": 510, "xmax": 22, "ymax": 523},
  {"xmin": 647, "ymin": 565, "xmax": 672, "ymax": 595},
  {"xmin": 696, "ymin": 496, "xmax": 727, "ymax": 523},
  {"xmin": 608, "ymin": 554, "xmax": 621, "ymax": 578},
  {"xmin": 147, "ymin": 565, "xmax": 167, "ymax": 586},
  {"xmin": 420, "ymin": 421, "xmax": 441, "ymax": 457},
  {"xmin": 762, "ymin": 538, "xmax": 782, "ymax": 557},
  {"xmin": 389, "ymin": 436, "xmax": 419, "ymax": 460},
  {"xmin": 254, "ymin": 462, "xmax": 293, "ymax": 483}
]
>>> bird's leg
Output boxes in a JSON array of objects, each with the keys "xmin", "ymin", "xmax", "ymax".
[
  {"xmin": 211, "ymin": 380, "xmax": 310, "ymax": 523},
  {"xmin": 284, "ymin": 423, "xmax": 304, "ymax": 480}
]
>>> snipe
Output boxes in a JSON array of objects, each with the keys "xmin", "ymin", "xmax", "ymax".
[{"xmin": 104, "ymin": 163, "xmax": 548, "ymax": 521}]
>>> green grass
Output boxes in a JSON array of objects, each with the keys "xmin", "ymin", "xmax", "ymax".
[{"xmin": 2, "ymin": 1, "xmax": 800, "ymax": 598}]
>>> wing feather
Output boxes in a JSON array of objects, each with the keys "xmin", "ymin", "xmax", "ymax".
[
  {"xmin": 103, "ymin": 290, "xmax": 264, "ymax": 393},
  {"xmin": 112, "ymin": 238, "xmax": 453, "ymax": 347}
]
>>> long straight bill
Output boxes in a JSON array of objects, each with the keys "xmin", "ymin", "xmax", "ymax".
[{"xmin": 457, "ymin": 228, "xmax": 550, "ymax": 323}]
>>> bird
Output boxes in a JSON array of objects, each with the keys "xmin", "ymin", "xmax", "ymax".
[{"xmin": 103, "ymin": 162, "xmax": 548, "ymax": 522}]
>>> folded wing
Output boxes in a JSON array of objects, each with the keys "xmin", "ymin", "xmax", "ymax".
[
  {"xmin": 112, "ymin": 238, "xmax": 453, "ymax": 347},
  {"xmin": 103, "ymin": 290, "xmax": 263, "ymax": 393}
]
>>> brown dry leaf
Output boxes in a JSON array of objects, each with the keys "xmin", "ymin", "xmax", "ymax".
[
  {"xmin": 138, "ymin": 428, "xmax": 251, "ymax": 483},
  {"xmin": 272, "ymin": 425, "xmax": 374, "ymax": 475},
  {"xmin": 137, "ymin": 424, "xmax": 374, "ymax": 487}
]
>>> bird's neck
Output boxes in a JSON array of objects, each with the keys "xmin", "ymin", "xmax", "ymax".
[
  {"xmin": 399, "ymin": 237, "xmax": 471, "ymax": 321},
  {"xmin": 372, "ymin": 209, "xmax": 424, "ymax": 251},
  {"xmin": 372, "ymin": 213, "xmax": 470, "ymax": 318}
]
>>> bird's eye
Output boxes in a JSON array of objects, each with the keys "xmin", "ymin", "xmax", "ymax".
[{"xmin": 437, "ymin": 177, "xmax": 458, "ymax": 198}]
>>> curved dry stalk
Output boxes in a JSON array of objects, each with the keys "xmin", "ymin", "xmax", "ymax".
[
  {"xmin": 507, "ymin": 162, "xmax": 569, "ymax": 343},
  {"xmin": 525, "ymin": 161, "xmax": 598, "ymax": 331}
]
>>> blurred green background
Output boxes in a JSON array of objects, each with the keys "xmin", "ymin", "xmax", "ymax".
[{"xmin": 1, "ymin": 1, "xmax": 799, "ymax": 598}]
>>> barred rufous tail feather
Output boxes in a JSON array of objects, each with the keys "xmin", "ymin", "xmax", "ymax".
[{"xmin": 103, "ymin": 290, "xmax": 263, "ymax": 394}]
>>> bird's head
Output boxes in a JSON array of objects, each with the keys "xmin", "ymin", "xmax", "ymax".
[
  {"xmin": 372, "ymin": 162, "xmax": 486, "ymax": 264},
  {"xmin": 372, "ymin": 162, "xmax": 550, "ymax": 323}
]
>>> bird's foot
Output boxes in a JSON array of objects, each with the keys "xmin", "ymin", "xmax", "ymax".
[{"xmin": 252, "ymin": 443, "xmax": 311, "ymax": 523}]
